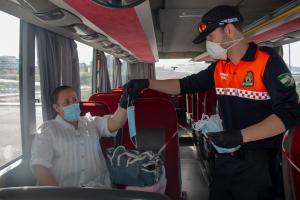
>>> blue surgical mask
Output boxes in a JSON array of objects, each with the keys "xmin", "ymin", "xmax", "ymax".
[
  {"xmin": 127, "ymin": 106, "xmax": 137, "ymax": 139},
  {"xmin": 63, "ymin": 103, "xmax": 81, "ymax": 122}
]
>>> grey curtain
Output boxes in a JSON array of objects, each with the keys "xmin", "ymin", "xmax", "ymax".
[
  {"xmin": 36, "ymin": 27, "xmax": 80, "ymax": 120},
  {"xmin": 127, "ymin": 62, "xmax": 156, "ymax": 80},
  {"xmin": 96, "ymin": 51, "xmax": 111, "ymax": 92},
  {"xmin": 113, "ymin": 58, "xmax": 122, "ymax": 88}
]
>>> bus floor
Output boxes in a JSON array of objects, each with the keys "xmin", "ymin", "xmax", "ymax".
[{"xmin": 179, "ymin": 128, "xmax": 210, "ymax": 200}]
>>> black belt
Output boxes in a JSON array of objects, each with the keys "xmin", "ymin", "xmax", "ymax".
[{"xmin": 215, "ymin": 149, "xmax": 276, "ymax": 161}]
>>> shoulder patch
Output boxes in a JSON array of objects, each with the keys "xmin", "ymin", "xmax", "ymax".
[{"xmin": 277, "ymin": 73, "xmax": 295, "ymax": 87}]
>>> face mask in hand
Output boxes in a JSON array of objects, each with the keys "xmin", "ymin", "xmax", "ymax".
[
  {"xmin": 127, "ymin": 105, "xmax": 137, "ymax": 148},
  {"xmin": 63, "ymin": 103, "xmax": 81, "ymax": 122},
  {"xmin": 206, "ymin": 38, "xmax": 243, "ymax": 60},
  {"xmin": 127, "ymin": 106, "xmax": 137, "ymax": 138}
]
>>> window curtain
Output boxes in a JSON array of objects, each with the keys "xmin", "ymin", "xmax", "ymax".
[
  {"xmin": 96, "ymin": 50, "xmax": 111, "ymax": 92},
  {"xmin": 36, "ymin": 27, "xmax": 80, "ymax": 120},
  {"xmin": 113, "ymin": 58, "xmax": 122, "ymax": 88},
  {"xmin": 127, "ymin": 62, "xmax": 156, "ymax": 80}
]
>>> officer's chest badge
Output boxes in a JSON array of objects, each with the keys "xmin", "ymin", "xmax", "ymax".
[{"xmin": 242, "ymin": 71, "xmax": 254, "ymax": 87}]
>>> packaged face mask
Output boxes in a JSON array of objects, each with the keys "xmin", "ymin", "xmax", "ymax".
[
  {"xmin": 63, "ymin": 103, "xmax": 81, "ymax": 122},
  {"xmin": 193, "ymin": 114, "xmax": 240, "ymax": 153},
  {"xmin": 127, "ymin": 106, "xmax": 137, "ymax": 139}
]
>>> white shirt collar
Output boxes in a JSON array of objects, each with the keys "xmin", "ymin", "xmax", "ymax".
[
  {"xmin": 55, "ymin": 114, "xmax": 78, "ymax": 130},
  {"xmin": 55, "ymin": 114, "xmax": 89, "ymax": 136}
]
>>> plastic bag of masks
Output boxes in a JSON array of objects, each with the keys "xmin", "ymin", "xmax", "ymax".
[{"xmin": 193, "ymin": 114, "xmax": 240, "ymax": 153}]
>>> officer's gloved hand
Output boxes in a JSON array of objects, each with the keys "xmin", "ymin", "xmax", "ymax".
[
  {"xmin": 119, "ymin": 92, "xmax": 139, "ymax": 109},
  {"xmin": 206, "ymin": 130, "xmax": 243, "ymax": 148},
  {"xmin": 123, "ymin": 79, "xmax": 149, "ymax": 95}
]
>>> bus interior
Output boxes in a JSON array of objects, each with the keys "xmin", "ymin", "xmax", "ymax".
[{"xmin": 0, "ymin": 0, "xmax": 300, "ymax": 199}]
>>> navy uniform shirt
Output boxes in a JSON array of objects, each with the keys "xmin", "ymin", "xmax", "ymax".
[{"xmin": 180, "ymin": 42, "xmax": 300, "ymax": 150}]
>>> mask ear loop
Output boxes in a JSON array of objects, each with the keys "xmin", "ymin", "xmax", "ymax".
[{"xmin": 127, "ymin": 95, "xmax": 130, "ymax": 108}]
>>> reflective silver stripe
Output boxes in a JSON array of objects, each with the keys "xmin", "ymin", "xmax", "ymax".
[{"xmin": 216, "ymin": 88, "xmax": 271, "ymax": 100}]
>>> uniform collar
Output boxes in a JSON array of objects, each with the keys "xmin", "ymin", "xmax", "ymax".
[{"xmin": 241, "ymin": 42, "xmax": 257, "ymax": 61}]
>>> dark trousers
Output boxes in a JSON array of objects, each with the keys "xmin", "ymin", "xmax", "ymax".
[{"xmin": 210, "ymin": 154, "xmax": 274, "ymax": 200}]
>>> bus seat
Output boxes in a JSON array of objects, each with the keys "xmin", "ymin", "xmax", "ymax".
[
  {"xmin": 111, "ymin": 88, "xmax": 123, "ymax": 94},
  {"xmin": 193, "ymin": 93, "xmax": 201, "ymax": 121},
  {"xmin": 140, "ymin": 89, "xmax": 170, "ymax": 99},
  {"xmin": 282, "ymin": 126, "xmax": 300, "ymax": 200},
  {"xmin": 89, "ymin": 93, "xmax": 121, "ymax": 112},
  {"xmin": 290, "ymin": 126, "xmax": 300, "ymax": 199},
  {"xmin": 80, "ymin": 101, "xmax": 111, "ymax": 116},
  {"xmin": 185, "ymin": 94, "xmax": 193, "ymax": 126},
  {"xmin": 79, "ymin": 101, "xmax": 116, "ymax": 153},
  {"xmin": 205, "ymin": 89, "xmax": 217, "ymax": 116},
  {"xmin": 170, "ymin": 95, "xmax": 186, "ymax": 127},
  {"xmin": 121, "ymin": 98, "xmax": 181, "ymax": 200}
]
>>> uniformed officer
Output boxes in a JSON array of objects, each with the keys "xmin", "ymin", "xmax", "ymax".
[{"xmin": 123, "ymin": 5, "xmax": 300, "ymax": 200}]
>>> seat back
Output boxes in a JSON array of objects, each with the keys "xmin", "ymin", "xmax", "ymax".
[
  {"xmin": 140, "ymin": 89, "xmax": 170, "ymax": 99},
  {"xmin": 111, "ymin": 88, "xmax": 123, "ymax": 94},
  {"xmin": 195, "ymin": 89, "xmax": 217, "ymax": 121},
  {"xmin": 80, "ymin": 101, "xmax": 111, "ymax": 116},
  {"xmin": 79, "ymin": 101, "xmax": 115, "ymax": 152},
  {"xmin": 89, "ymin": 93, "xmax": 121, "ymax": 112},
  {"xmin": 185, "ymin": 94, "xmax": 194, "ymax": 125},
  {"xmin": 205, "ymin": 89, "xmax": 217, "ymax": 116},
  {"xmin": 282, "ymin": 126, "xmax": 300, "ymax": 200},
  {"xmin": 289, "ymin": 126, "xmax": 300, "ymax": 199},
  {"xmin": 121, "ymin": 98, "xmax": 181, "ymax": 200}
]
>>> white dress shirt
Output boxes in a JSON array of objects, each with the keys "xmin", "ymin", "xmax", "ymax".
[{"xmin": 31, "ymin": 113, "xmax": 117, "ymax": 188}]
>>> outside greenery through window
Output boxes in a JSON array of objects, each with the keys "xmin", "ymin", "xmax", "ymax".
[{"xmin": 0, "ymin": 11, "xmax": 22, "ymax": 167}]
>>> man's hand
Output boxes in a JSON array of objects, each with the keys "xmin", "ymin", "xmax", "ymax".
[
  {"xmin": 123, "ymin": 79, "xmax": 149, "ymax": 94},
  {"xmin": 206, "ymin": 130, "xmax": 243, "ymax": 148},
  {"xmin": 119, "ymin": 92, "xmax": 139, "ymax": 109}
]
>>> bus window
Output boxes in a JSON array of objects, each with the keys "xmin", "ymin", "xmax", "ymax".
[
  {"xmin": 106, "ymin": 54, "xmax": 114, "ymax": 87},
  {"xmin": 76, "ymin": 41, "xmax": 93, "ymax": 100},
  {"xmin": 121, "ymin": 60, "xmax": 128, "ymax": 84},
  {"xmin": 35, "ymin": 40, "xmax": 43, "ymax": 128},
  {"xmin": 155, "ymin": 59, "xmax": 210, "ymax": 80},
  {"xmin": 107, "ymin": 54, "xmax": 127, "ymax": 88},
  {"xmin": 0, "ymin": 11, "xmax": 22, "ymax": 167},
  {"xmin": 283, "ymin": 41, "xmax": 300, "ymax": 96}
]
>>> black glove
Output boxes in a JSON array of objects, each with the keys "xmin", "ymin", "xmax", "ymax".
[
  {"xmin": 206, "ymin": 130, "xmax": 243, "ymax": 148},
  {"xmin": 123, "ymin": 79, "xmax": 149, "ymax": 95},
  {"xmin": 119, "ymin": 92, "xmax": 139, "ymax": 109}
]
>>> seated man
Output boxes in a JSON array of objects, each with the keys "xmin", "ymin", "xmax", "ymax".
[{"xmin": 30, "ymin": 85, "xmax": 136, "ymax": 188}]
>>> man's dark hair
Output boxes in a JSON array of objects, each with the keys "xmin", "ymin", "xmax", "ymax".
[{"xmin": 52, "ymin": 86, "xmax": 74, "ymax": 104}]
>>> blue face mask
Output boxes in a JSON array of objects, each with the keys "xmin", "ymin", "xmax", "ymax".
[
  {"xmin": 63, "ymin": 103, "xmax": 81, "ymax": 122},
  {"xmin": 127, "ymin": 106, "xmax": 137, "ymax": 139}
]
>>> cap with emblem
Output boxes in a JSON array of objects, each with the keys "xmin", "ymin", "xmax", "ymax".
[{"xmin": 193, "ymin": 5, "xmax": 244, "ymax": 44}]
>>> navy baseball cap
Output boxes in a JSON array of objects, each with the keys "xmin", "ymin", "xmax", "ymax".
[{"xmin": 193, "ymin": 5, "xmax": 243, "ymax": 44}]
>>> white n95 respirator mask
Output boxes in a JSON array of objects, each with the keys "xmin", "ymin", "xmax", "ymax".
[{"xmin": 206, "ymin": 38, "xmax": 243, "ymax": 60}]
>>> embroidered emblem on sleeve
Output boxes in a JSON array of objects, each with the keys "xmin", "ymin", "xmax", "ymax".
[
  {"xmin": 242, "ymin": 71, "xmax": 254, "ymax": 87},
  {"xmin": 277, "ymin": 73, "xmax": 295, "ymax": 87}
]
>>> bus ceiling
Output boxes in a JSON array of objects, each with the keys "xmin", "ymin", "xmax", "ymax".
[{"xmin": 0, "ymin": 0, "xmax": 300, "ymax": 61}]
